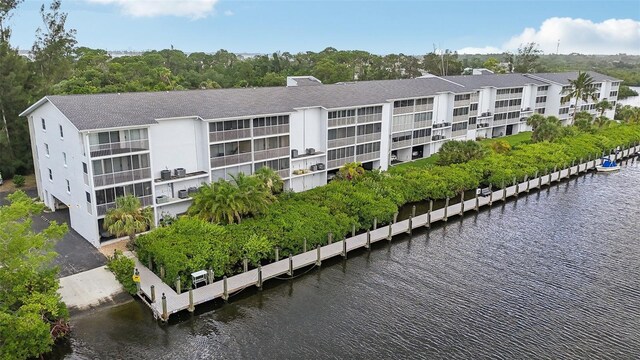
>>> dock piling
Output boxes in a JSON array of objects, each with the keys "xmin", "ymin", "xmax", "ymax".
[
  {"xmin": 243, "ymin": 258, "xmax": 248, "ymax": 273},
  {"xmin": 222, "ymin": 276, "xmax": 228, "ymax": 301},
  {"xmin": 188, "ymin": 288, "xmax": 194, "ymax": 312},
  {"xmin": 161, "ymin": 293, "xmax": 167, "ymax": 321},
  {"xmin": 444, "ymin": 197, "xmax": 449, "ymax": 221},
  {"xmin": 150, "ymin": 285, "xmax": 156, "ymax": 303},
  {"xmin": 288, "ymin": 254, "xmax": 294, "ymax": 276},
  {"xmin": 373, "ymin": 217, "xmax": 377, "ymax": 230},
  {"xmin": 303, "ymin": 238, "xmax": 307, "ymax": 253},
  {"xmin": 502, "ymin": 182, "xmax": 506, "ymax": 202},
  {"xmin": 525, "ymin": 175, "xmax": 530, "ymax": 193},
  {"xmin": 366, "ymin": 230, "xmax": 371, "ymax": 249},
  {"xmin": 316, "ymin": 245, "xmax": 322, "ymax": 267},
  {"xmin": 475, "ymin": 191, "xmax": 479, "ymax": 212},
  {"xmin": 489, "ymin": 185, "xmax": 493, "ymax": 206},
  {"xmin": 207, "ymin": 268, "xmax": 214, "ymax": 285},
  {"xmin": 426, "ymin": 200, "xmax": 433, "ymax": 228},
  {"xmin": 407, "ymin": 205, "xmax": 416, "ymax": 234},
  {"xmin": 328, "ymin": 232, "xmax": 333, "ymax": 245},
  {"xmin": 160, "ymin": 265, "xmax": 165, "ymax": 280},
  {"xmin": 342, "ymin": 238, "xmax": 347, "ymax": 258},
  {"xmin": 459, "ymin": 192, "xmax": 465, "ymax": 214},
  {"xmin": 275, "ymin": 247, "xmax": 280, "ymax": 262},
  {"xmin": 175, "ymin": 276, "xmax": 181, "ymax": 295},
  {"xmin": 387, "ymin": 222, "xmax": 393, "ymax": 241},
  {"xmin": 257, "ymin": 265, "xmax": 263, "ymax": 290},
  {"xmin": 393, "ymin": 212, "xmax": 398, "ymax": 224},
  {"xmin": 351, "ymin": 224, "xmax": 356, "ymax": 238}
]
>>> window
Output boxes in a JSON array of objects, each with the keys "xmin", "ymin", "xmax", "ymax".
[
  {"xmin": 327, "ymin": 146, "xmax": 355, "ymax": 161},
  {"xmin": 86, "ymin": 191, "xmax": 91, "ymax": 203},
  {"xmin": 468, "ymin": 117, "xmax": 477, "ymax": 125},
  {"xmin": 253, "ymin": 135, "xmax": 288, "ymax": 152},
  {"xmin": 48, "ymin": 169, "xmax": 53, "ymax": 181},
  {"xmin": 45, "ymin": 143, "xmax": 49, "ymax": 156},
  {"xmin": 470, "ymin": 103, "xmax": 478, "ymax": 111},
  {"xmin": 356, "ymin": 142, "xmax": 380, "ymax": 155},
  {"xmin": 536, "ymin": 96, "xmax": 547, "ymax": 104},
  {"xmin": 610, "ymin": 91, "xmax": 618, "ymax": 97},
  {"xmin": 357, "ymin": 123, "xmax": 382, "ymax": 136},
  {"xmin": 414, "ymin": 112, "xmax": 433, "ymax": 123},
  {"xmin": 254, "ymin": 158, "xmax": 289, "ymax": 172},
  {"xmin": 393, "ymin": 99, "xmax": 414, "ymax": 108},
  {"xmin": 357, "ymin": 106, "xmax": 383, "ymax": 115},
  {"xmin": 535, "ymin": 108, "xmax": 546, "ymax": 114},
  {"xmin": 415, "ymin": 98, "xmax": 434, "ymax": 106},
  {"xmin": 454, "ymin": 94, "xmax": 471, "ymax": 101},
  {"xmin": 537, "ymin": 85, "xmax": 549, "ymax": 91},
  {"xmin": 392, "ymin": 132, "xmax": 412, "ymax": 143},
  {"xmin": 328, "ymin": 109, "xmax": 356, "ymax": 119},
  {"xmin": 59, "ymin": 125, "xmax": 64, "ymax": 138},
  {"xmin": 252, "ymin": 115, "xmax": 289, "ymax": 128},
  {"xmin": 63, "ymin": 152, "xmax": 67, "ymax": 166},
  {"xmin": 453, "ymin": 107, "xmax": 469, "ymax": 116},
  {"xmin": 41, "ymin": 118, "xmax": 46, "ymax": 130},
  {"xmin": 559, "ymin": 108, "xmax": 570, "ymax": 115},
  {"xmin": 66, "ymin": 180, "xmax": 71, "ymax": 193},
  {"xmin": 452, "ymin": 122, "xmax": 468, "ymax": 132},
  {"xmin": 413, "ymin": 128, "xmax": 432, "ymax": 138},
  {"xmin": 83, "ymin": 162, "xmax": 88, "ymax": 174}
]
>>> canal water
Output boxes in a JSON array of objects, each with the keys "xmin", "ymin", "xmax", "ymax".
[
  {"xmin": 57, "ymin": 160, "xmax": 640, "ymax": 359},
  {"xmin": 618, "ymin": 86, "xmax": 640, "ymax": 107}
]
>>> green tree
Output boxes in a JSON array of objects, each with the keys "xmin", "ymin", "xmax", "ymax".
[
  {"xmin": 254, "ymin": 166, "xmax": 284, "ymax": 194},
  {"xmin": 436, "ymin": 140, "xmax": 486, "ymax": 165},
  {"xmin": 526, "ymin": 113, "xmax": 547, "ymax": 131},
  {"xmin": 482, "ymin": 57, "xmax": 506, "ymax": 74},
  {"xmin": 573, "ymin": 111, "xmax": 593, "ymax": 131},
  {"xmin": 563, "ymin": 71, "xmax": 597, "ymax": 123},
  {"xmin": 0, "ymin": 190, "xmax": 69, "ymax": 360},
  {"xmin": 103, "ymin": 195, "xmax": 153, "ymax": 245},
  {"xmin": 503, "ymin": 42, "xmax": 542, "ymax": 73},
  {"xmin": 489, "ymin": 139, "xmax": 512, "ymax": 154},
  {"xmin": 337, "ymin": 162, "xmax": 365, "ymax": 181},
  {"xmin": 593, "ymin": 116, "xmax": 613, "ymax": 128},
  {"xmin": 595, "ymin": 99, "xmax": 613, "ymax": 117},
  {"xmin": 531, "ymin": 116, "xmax": 562, "ymax": 142}
]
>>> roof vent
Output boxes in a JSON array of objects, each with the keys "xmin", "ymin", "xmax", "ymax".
[{"xmin": 287, "ymin": 76, "xmax": 322, "ymax": 87}]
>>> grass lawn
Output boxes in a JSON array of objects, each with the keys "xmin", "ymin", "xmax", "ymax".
[{"xmin": 390, "ymin": 132, "xmax": 533, "ymax": 173}]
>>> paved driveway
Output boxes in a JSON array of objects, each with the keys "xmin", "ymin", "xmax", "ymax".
[{"xmin": 1, "ymin": 190, "xmax": 107, "ymax": 277}]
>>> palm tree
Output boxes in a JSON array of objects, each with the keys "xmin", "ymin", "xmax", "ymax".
[
  {"xmin": 230, "ymin": 172, "xmax": 274, "ymax": 216},
  {"xmin": 254, "ymin": 166, "xmax": 284, "ymax": 194},
  {"xmin": 593, "ymin": 116, "xmax": 612, "ymax": 128},
  {"xmin": 531, "ymin": 116, "xmax": 562, "ymax": 143},
  {"xmin": 337, "ymin": 162, "xmax": 365, "ymax": 181},
  {"xmin": 188, "ymin": 180, "xmax": 244, "ymax": 224},
  {"xmin": 573, "ymin": 111, "xmax": 593, "ymax": 131},
  {"xmin": 563, "ymin": 71, "xmax": 598, "ymax": 123},
  {"xmin": 526, "ymin": 113, "xmax": 546, "ymax": 131},
  {"xmin": 595, "ymin": 99, "xmax": 613, "ymax": 117},
  {"xmin": 103, "ymin": 195, "xmax": 153, "ymax": 245}
]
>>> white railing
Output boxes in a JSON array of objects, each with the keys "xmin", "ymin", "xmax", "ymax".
[
  {"xmin": 253, "ymin": 124, "xmax": 290, "ymax": 137},
  {"xmin": 413, "ymin": 120, "xmax": 433, "ymax": 129},
  {"xmin": 415, "ymin": 104, "xmax": 434, "ymax": 112},
  {"xmin": 393, "ymin": 106, "xmax": 414, "ymax": 115},
  {"xmin": 454, "ymin": 99, "xmax": 470, "ymax": 107},
  {"xmin": 356, "ymin": 133, "xmax": 381, "ymax": 144},
  {"xmin": 392, "ymin": 123, "xmax": 414, "ymax": 133},
  {"xmin": 452, "ymin": 130, "xmax": 468, "ymax": 138},
  {"xmin": 209, "ymin": 129, "xmax": 251, "ymax": 143},
  {"xmin": 97, "ymin": 195, "xmax": 153, "ymax": 216},
  {"xmin": 210, "ymin": 153, "xmax": 252, "ymax": 168},
  {"xmin": 357, "ymin": 114, "xmax": 383, "ymax": 124},
  {"xmin": 328, "ymin": 137, "xmax": 355, "ymax": 149},
  {"xmin": 392, "ymin": 139, "xmax": 412, "ymax": 149},
  {"xmin": 277, "ymin": 169, "xmax": 290, "ymax": 179},
  {"xmin": 89, "ymin": 139, "xmax": 149, "ymax": 157},
  {"xmin": 254, "ymin": 147, "xmax": 290, "ymax": 161},
  {"xmin": 93, "ymin": 167, "xmax": 151, "ymax": 187},
  {"xmin": 356, "ymin": 151, "xmax": 380, "ymax": 162},
  {"xmin": 413, "ymin": 136, "xmax": 431, "ymax": 145},
  {"xmin": 452, "ymin": 115, "xmax": 468, "ymax": 123},
  {"xmin": 328, "ymin": 117, "xmax": 356, "ymax": 128},
  {"xmin": 327, "ymin": 157, "xmax": 354, "ymax": 169}
]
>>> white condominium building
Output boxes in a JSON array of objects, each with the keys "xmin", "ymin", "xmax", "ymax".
[{"xmin": 20, "ymin": 71, "xmax": 619, "ymax": 247}]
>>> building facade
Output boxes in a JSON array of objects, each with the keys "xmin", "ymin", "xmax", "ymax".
[{"xmin": 20, "ymin": 71, "xmax": 619, "ymax": 247}]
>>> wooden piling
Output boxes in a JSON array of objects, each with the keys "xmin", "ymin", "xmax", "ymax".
[
  {"xmin": 175, "ymin": 276, "xmax": 181, "ymax": 295},
  {"xmin": 373, "ymin": 217, "xmax": 377, "ymax": 230},
  {"xmin": 489, "ymin": 184, "xmax": 493, "ymax": 206},
  {"xmin": 459, "ymin": 192, "xmax": 465, "ymax": 214},
  {"xmin": 342, "ymin": 238, "xmax": 347, "ymax": 258},
  {"xmin": 303, "ymin": 238, "xmax": 307, "ymax": 253},
  {"xmin": 188, "ymin": 288, "xmax": 194, "ymax": 312},
  {"xmin": 526, "ymin": 175, "xmax": 530, "ymax": 193},
  {"xmin": 160, "ymin": 265, "xmax": 165, "ymax": 280},
  {"xmin": 161, "ymin": 293, "xmax": 167, "ymax": 321},
  {"xmin": 387, "ymin": 222, "xmax": 393, "ymax": 240},
  {"xmin": 393, "ymin": 212, "xmax": 399, "ymax": 224},
  {"xmin": 366, "ymin": 230, "xmax": 371, "ymax": 249},
  {"xmin": 351, "ymin": 224, "xmax": 356, "ymax": 238},
  {"xmin": 222, "ymin": 276, "xmax": 228, "ymax": 301},
  {"xmin": 243, "ymin": 258, "xmax": 248, "ymax": 273},
  {"xmin": 288, "ymin": 254, "xmax": 294, "ymax": 276},
  {"xmin": 150, "ymin": 285, "xmax": 156, "ymax": 303},
  {"xmin": 475, "ymin": 191, "xmax": 479, "ymax": 212},
  {"xmin": 257, "ymin": 265, "xmax": 263, "ymax": 290},
  {"xmin": 328, "ymin": 232, "xmax": 333, "ymax": 245},
  {"xmin": 408, "ymin": 205, "xmax": 416, "ymax": 234},
  {"xmin": 207, "ymin": 268, "xmax": 214, "ymax": 285},
  {"xmin": 426, "ymin": 200, "xmax": 433, "ymax": 228},
  {"xmin": 502, "ymin": 182, "xmax": 506, "ymax": 201},
  {"xmin": 275, "ymin": 247, "xmax": 280, "ymax": 262},
  {"xmin": 444, "ymin": 197, "xmax": 449, "ymax": 221},
  {"xmin": 316, "ymin": 244, "xmax": 322, "ymax": 267}
]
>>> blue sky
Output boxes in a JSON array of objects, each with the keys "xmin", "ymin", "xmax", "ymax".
[{"xmin": 8, "ymin": 0, "xmax": 640, "ymax": 54}]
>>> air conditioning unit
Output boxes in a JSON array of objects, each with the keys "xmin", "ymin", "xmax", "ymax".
[
  {"xmin": 487, "ymin": 111, "xmax": 492, "ymax": 116},
  {"xmin": 317, "ymin": 163, "xmax": 325, "ymax": 170},
  {"xmin": 160, "ymin": 169, "xmax": 171, "ymax": 181},
  {"xmin": 174, "ymin": 168, "xmax": 186, "ymax": 178},
  {"xmin": 156, "ymin": 195, "xmax": 169, "ymax": 204},
  {"xmin": 178, "ymin": 189, "xmax": 188, "ymax": 199},
  {"xmin": 291, "ymin": 149, "xmax": 299, "ymax": 158},
  {"xmin": 306, "ymin": 148, "xmax": 316, "ymax": 155},
  {"xmin": 187, "ymin": 186, "xmax": 198, "ymax": 195},
  {"xmin": 310, "ymin": 164, "xmax": 318, "ymax": 172}
]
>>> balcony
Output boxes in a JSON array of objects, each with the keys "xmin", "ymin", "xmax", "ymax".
[
  {"xmin": 210, "ymin": 153, "xmax": 252, "ymax": 168},
  {"xmin": 432, "ymin": 122, "xmax": 451, "ymax": 129},
  {"xmin": 328, "ymin": 117, "xmax": 356, "ymax": 128},
  {"xmin": 452, "ymin": 115, "xmax": 468, "ymax": 123},
  {"xmin": 89, "ymin": 139, "xmax": 149, "ymax": 158},
  {"xmin": 392, "ymin": 123, "xmax": 414, "ymax": 133},
  {"xmin": 413, "ymin": 120, "xmax": 433, "ymax": 129},
  {"xmin": 93, "ymin": 167, "xmax": 152, "ymax": 188},
  {"xmin": 254, "ymin": 146, "xmax": 290, "ymax": 161},
  {"xmin": 209, "ymin": 129, "xmax": 251, "ymax": 143},
  {"xmin": 493, "ymin": 119, "xmax": 507, "ymax": 126},
  {"xmin": 391, "ymin": 139, "xmax": 412, "ymax": 149},
  {"xmin": 97, "ymin": 195, "xmax": 153, "ymax": 216},
  {"xmin": 415, "ymin": 104, "xmax": 434, "ymax": 112},
  {"xmin": 357, "ymin": 114, "xmax": 383, "ymax": 124},
  {"xmin": 413, "ymin": 135, "xmax": 431, "ymax": 145},
  {"xmin": 477, "ymin": 123, "xmax": 490, "ymax": 128},
  {"xmin": 496, "ymin": 92, "xmax": 522, "ymax": 100},
  {"xmin": 356, "ymin": 133, "xmax": 381, "ymax": 144},
  {"xmin": 520, "ymin": 107, "xmax": 533, "ymax": 114},
  {"xmin": 356, "ymin": 151, "xmax": 380, "ymax": 162},
  {"xmin": 452, "ymin": 129, "xmax": 468, "ymax": 138},
  {"xmin": 277, "ymin": 169, "xmax": 290, "ymax": 179},
  {"xmin": 478, "ymin": 112, "xmax": 492, "ymax": 119},
  {"xmin": 327, "ymin": 156, "xmax": 355, "ymax": 169},
  {"xmin": 253, "ymin": 124, "xmax": 290, "ymax": 137},
  {"xmin": 470, "ymin": 94, "xmax": 479, "ymax": 103},
  {"xmin": 432, "ymin": 135, "xmax": 447, "ymax": 141},
  {"xmin": 154, "ymin": 170, "xmax": 208, "ymax": 184},
  {"xmin": 454, "ymin": 99, "xmax": 470, "ymax": 107},
  {"xmin": 328, "ymin": 137, "xmax": 355, "ymax": 149},
  {"xmin": 393, "ymin": 106, "xmax": 413, "ymax": 115}
]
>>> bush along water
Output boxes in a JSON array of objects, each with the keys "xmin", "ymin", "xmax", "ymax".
[
  {"xmin": 106, "ymin": 250, "xmax": 138, "ymax": 295},
  {"xmin": 135, "ymin": 124, "xmax": 640, "ymax": 288}
]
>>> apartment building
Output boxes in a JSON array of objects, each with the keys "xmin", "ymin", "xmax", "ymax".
[{"xmin": 20, "ymin": 71, "xmax": 619, "ymax": 247}]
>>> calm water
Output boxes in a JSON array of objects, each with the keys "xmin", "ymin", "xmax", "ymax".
[
  {"xmin": 60, "ymin": 159, "xmax": 640, "ymax": 359},
  {"xmin": 618, "ymin": 86, "xmax": 640, "ymax": 107}
]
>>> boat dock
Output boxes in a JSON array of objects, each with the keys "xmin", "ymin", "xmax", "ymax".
[{"xmin": 136, "ymin": 145, "xmax": 639, "ymax": 321}]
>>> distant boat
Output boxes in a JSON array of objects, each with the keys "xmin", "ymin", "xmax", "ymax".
[{"xmin": 596, "ymin": 157, "xmax": 620, "ymax": 172}]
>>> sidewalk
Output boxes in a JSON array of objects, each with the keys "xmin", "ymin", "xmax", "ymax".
[{"xmin": 58, "ymin": 265, "xmax": 130, "ymax": 314}]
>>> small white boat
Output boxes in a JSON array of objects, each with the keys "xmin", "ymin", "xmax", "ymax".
[{"xmin": 596, "ymin": 157, "xmax": 620, "ymax": 172}]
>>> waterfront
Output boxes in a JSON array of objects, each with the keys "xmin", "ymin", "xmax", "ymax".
[
  {"xmin": 58, "ymin": 161, "xmax": 640, "ymax": 359},
  {"xmin": 619, "ymin": 86, "xmax": 640, "ymax": 107}
]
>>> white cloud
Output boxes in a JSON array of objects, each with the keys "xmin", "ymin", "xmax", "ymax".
[
  {"xmin": 87, "ymin": 0, "xmax": 219, "ymax": 19},
  {"xmin": 224, "ymin": 10, "xmax": 234, "ymax": 16},
  {"xmin": 457, "ymin": 46, "xmax": 503, "ymax": 54},
  {"xmin": 458, "ymin": 17, "xmax": 640, "ymax": 55}
]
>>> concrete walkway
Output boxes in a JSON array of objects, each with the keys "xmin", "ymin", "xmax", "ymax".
[{"xmin": 58, "ymin": 265, "xmax": 129, "ymax": 313}]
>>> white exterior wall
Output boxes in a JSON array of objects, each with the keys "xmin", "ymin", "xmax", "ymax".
[
  {"xmin": 378, "ymin": 103, "xmax": 392, "ymax": 171},
  {"xmin": 545, "ymin": 84, "xmax": 563, "ymax": 119},
  {"xmin": 150, "ymin": 118, "xmax": 207, "ymax": 178},
  {"xmin": 29, "ymin": 102, "xmax": 100, "ymax": 246},
  {"xmin": 289, "ymin": 107, "xmax": 327, "ymax": 192}
]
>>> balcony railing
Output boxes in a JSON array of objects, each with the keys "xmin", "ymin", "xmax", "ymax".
[
  {"xmin": 470, "ymin": 94, "xmax": 479, "ymax": 103},
  {"xmin": 89, "ymin": 139, "xmax": 149, "ymax": 158},
  {"xmin": 97, "ymin": 195, "xmax": 153, "ymax": 216},
  {"xmin": 209, "ymin": 129, "xmax": 251, "ymax": 143},
  {"xmin": 452, "ymin": 115, "xmax": 468, "ymax": 123},
  {"xmin": 356, "ymin": 151, "xmax": 380, "ymax": 162},
  {"xmin": 391, "ymin": 139, "xmax": 412, "ymax": 149},
  {"xmin": 357, "ymin": 114, "xmax": 383, "ymax": 124},
  {"xmin": 277, "ymin": 169, "xmax": 290, "ymax": 179},
  {"xmin": 93, "ymin": 167, "xmax": 151, "ymax": 187},
  {"xmin": 496, "ymin": 92, "xmax": 522, "ymax": 100},
  {"xmin": 413, "ymin": 120, "xmax": 433, "ymax": 129},
  {"xmin": 328, "ymin": 137, "xmax": 355, "ymax": 149},
  {"xmin": 432, "ymin": 135, "xmax": 447, "ymax": 141},
  {"xmin": 210, "ymin": 153, "xmax": 252, "ymax": 168},
  {"xmin": 415, "ymin": 104, "xmax": 434, "ymax": 112},
  {"xmin": 433, "ymin": 122, "xmax": 452, "ymax": 129},
  {"xmin": 356, "ymin": 133, "xmax": 381, "ymax": 144},
  {"xmin": 327, "ymin": 156, "xmax": 354, "ymax": 169},
  {"xmin": 328, "ymin": 117, "xmax": 356, "ymax": 128},
  {"xmin": 477, "ymin": 123, "xmax": 490, "ymax": 128},
  {"xmin": 392, "ymin": 123, "xmax": 414, "ymax": 133},
  {"xmin": 254, "ymin": 146, "xmax": 290, "ymax": 161},
  {"xmin": 454, "ymin": 99, "xmax": 470, "ymax": 107},
  {"xmin": 393, "ymin": 107, "xmax": 414, "ymax": 115},
  {"xmin": 253, "ymin": 124, "xmax": 290, "ymax": 137},
  {"xmin": 413, "ymin": 135, "xmax": 431, "ymax": 145},
  {"xmin": 452, "ymin": 129, "xmax": 468, "ymax": 138},
  {"xmin": 493, "ymin": 119, "xmax": 507, "ymax": 126}
]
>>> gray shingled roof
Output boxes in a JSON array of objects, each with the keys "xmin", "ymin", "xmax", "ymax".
[
  {"xmin": 525, "ymin": 71, "xmax": 619, "ymax": 85},
  {"xmin": 442, "ymin": 73, "xmax": 545, "ymax": 89},
  {"xmin": 41, "ymin": 77, "xmax": 465, "ymax": 131}
]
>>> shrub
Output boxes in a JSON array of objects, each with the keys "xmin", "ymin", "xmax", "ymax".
[
  {"xmin": 107, "ymin": 250, "xmax": 137, "ymax": 295},
  {"xmin": 436, "ymin": 140, "xmax": 486, "ymax": 165},
  {"xmin": 13, "ymin": 174, "xmax": 25, "ymax": 187}
]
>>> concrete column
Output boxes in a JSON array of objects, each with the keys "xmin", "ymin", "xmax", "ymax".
[
  {"xmin": 161, "ymin": 293, "xmax": 168, "ymax": 321},
  {"xmin": 257, "ymin": 265, "xmax": 263, "ymax": 290},
  {"xmin": 175, "ymin": 276, "xmax": 181, "ymax": 295},
  {"xmin": 150, "ymin": 285, "xmax": 156, "ymax": 303},
  {"xmin": 288, "ymin": 254, "xmax": 294, "ymax": 276},
  {"xmin": 222, "ymin": 276, "xmax": 228, "ymax": 301},
  {"xmin": 444, "ymin": 197, "xmax": 449, "ymax": 222},
  {"xmin": 188, "ymin": 288, "xmax": 194, "ymax": 313},
  {"xmin": 316, "ymin": 244, "xmax": 322, "ymax": 267},
  {"xmin": 366, "ymin": 230, "xmax": 371, "ymax": 249}
]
